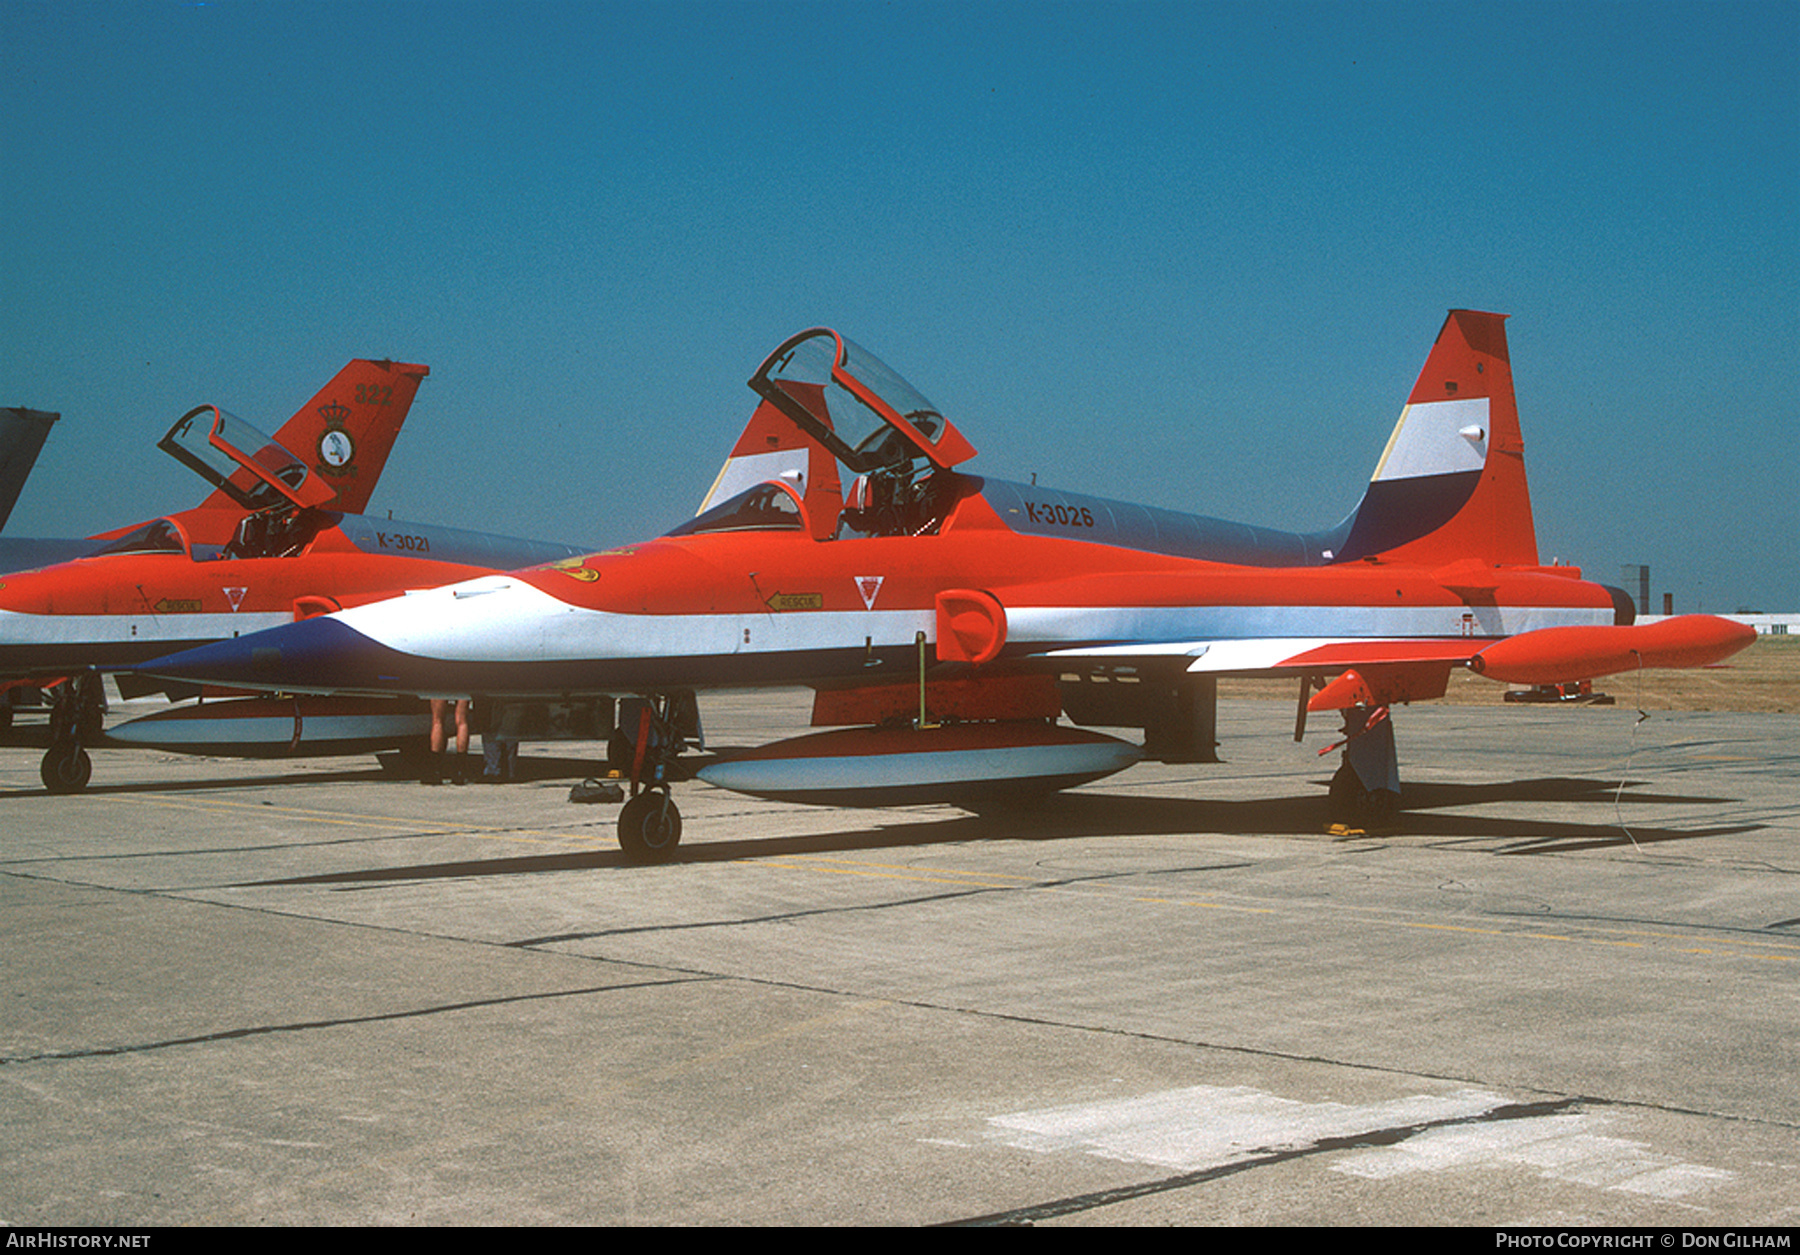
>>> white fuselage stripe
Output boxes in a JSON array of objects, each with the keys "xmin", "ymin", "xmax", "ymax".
[
  {"xmin": 329, "ymin": 577, "xmax": 1613, "ymax": 665},
  {"xmin": 0, "ymin": 607, "xmax": 295, "ymax": 646}
]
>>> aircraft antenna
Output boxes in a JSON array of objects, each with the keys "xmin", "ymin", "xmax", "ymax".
[
  {"xmin": 915, "ymin": 632, "xmax": 940, "ymax": 730},
  {"xmin": 1610, "ymin": 653, "xmax": 1648, "ymax": 852}
]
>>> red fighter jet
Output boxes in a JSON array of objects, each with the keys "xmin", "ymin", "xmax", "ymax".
[
  {"xmin": 0, "ymin": 359, "xmax": 589, "ymax": 791},
  {"xmin": 141, "ymin": 313, "xmax": 1755, "ymax": 859}
]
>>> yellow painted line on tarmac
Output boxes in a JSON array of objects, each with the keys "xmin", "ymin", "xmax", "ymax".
[
  {"xmin": 125, "ymin": 793, "xmax": 608, "ymax": 846},
  {"xmin": 753, "ymin": 854, "xmax": 1796, "ymax": 961},
  {"xmin": 755, "ymin": 857, "xmax": 1031, "ymax": 890},
  {"xmin": 101, "ymin": 797, "xmax": 1800, "ymax": 962},
  {"xmin": 1130, "ymin": 897, "xmax": 1278, "ymax": 913},
  {"xmin": 797, "ymin": 856, "xmax": 1042, "ymax": 883},
  {"xmin": 1362, "ymin": 917, "xmax": 1794, "ymax": 961},
  {"xmin": 131, "ymin": 793, "xmax": 470, "ymax": 832}
]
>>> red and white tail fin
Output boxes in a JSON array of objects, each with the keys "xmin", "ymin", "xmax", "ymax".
[
  {"xmin": 1336, "ymin": 311, "xmax": 1539, "ymax": 567},
  {"xmin": 198, "ymin": 359, "xmax": 429, "ymax": 515},
  {"xmin": 696, "ymin": 392, "xmax": 844, "ymax": 538}
]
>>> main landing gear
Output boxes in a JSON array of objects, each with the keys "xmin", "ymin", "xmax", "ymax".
[
  {"xmin": 41, "ymin": 672, "xmax": 105, "ymax": 794},
  {"xmin": 609, "ymin": 692, "xmax": 700, "ymax": 863},
  {"xmin": 1324, "ymin": 704, "xmax": 1402, "ymax": 833}
]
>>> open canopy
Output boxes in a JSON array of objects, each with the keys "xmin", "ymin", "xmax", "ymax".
[
  {"xmin": 158, "ymin": 405, "xmax": 337, "ymax": 513},
  {"xmin": 749, "ymin": 328, "xmax": 978, "ymax": 474}
]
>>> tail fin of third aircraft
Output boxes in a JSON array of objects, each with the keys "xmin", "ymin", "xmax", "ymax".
[
  {"xmin": 1334, "ymin": 310, "xmax": 1540, "ymax": 568},
  {"xmin": 199, "ymin": 359, "xmax": 429, "ymax": 516},
  {"xmin": 0, "ymin": 407, "xmax": 60, "ymax": 532},
  {"xmin": 695, "ymin": 393, "xmax": 845, "ymax": 539}
]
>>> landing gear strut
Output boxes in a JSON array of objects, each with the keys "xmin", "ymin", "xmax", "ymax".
[
  {"xmin": 611, "ymin": 691, "xmax": 699, "ymax": 862},
  {"xmin": 1325, "ymin": 705, "xmax": 1401, "ymax": 832},
  {"xmin": 41, "ymin": 672, "xmax": 104, "ymax": 795}
]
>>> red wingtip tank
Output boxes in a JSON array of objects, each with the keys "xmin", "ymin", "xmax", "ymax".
[{"xmin": 1470, "ymin": 615, "xmax": 1758, "ymax": 684}]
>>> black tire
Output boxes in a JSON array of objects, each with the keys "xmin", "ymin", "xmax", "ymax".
[
  {"xmin": 1327, "ymin": 761, "xmax": 1361, "ymax": 824},
  {"xmin": 41, "ymin": 745, "xmax": 93, "ymax": 795},
  {"xmin": 618, "ymin": 791, "xmax": 682, "ymax": 862},
  {"xmin": 1362, "ymin": 788, "xmax": 1400, "ymax": 829},
  {"xmin": 1328, "ymin": 761, "xmax": 1401, "ymax": 830}
]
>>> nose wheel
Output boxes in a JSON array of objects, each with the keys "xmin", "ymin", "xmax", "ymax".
[
  {"xmin": 618, "ymin": 788, "xmax": 682, "ymax": 862},
  {"xmin": 41, "ymin": 743, "xmax": 94, "ymax": 794},
  {"xmin": 41, "ymin": 672, "xmax": 105, "ymax": 795},
  {"xmin": 608, "ymin": 691, "xmax": 699, "ymax": 862}
]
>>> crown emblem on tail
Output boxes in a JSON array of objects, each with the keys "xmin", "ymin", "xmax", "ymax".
[{"xmin": 315, "ymin": 403, "xmax": 357, "ymax": 477}]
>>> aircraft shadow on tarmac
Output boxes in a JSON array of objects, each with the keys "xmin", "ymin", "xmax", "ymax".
[
  {"xmin": 0, "ymin": 753, "xmax": 615, "ymax": 798},
  {"xmin": 244, "ymin": 774, "xmax": 1761, "ymax": 889}
]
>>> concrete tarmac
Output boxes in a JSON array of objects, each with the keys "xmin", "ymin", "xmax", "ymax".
[{"xmin": 2, "ymin": 692, "xmax": 1796, "ymax": 1226}]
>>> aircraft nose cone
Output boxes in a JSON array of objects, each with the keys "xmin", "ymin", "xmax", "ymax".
[{"xmin": 138, "ymin": 616, "xmax": 397, "ymax": 692}]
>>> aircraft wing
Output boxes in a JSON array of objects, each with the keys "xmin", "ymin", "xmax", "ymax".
[
  {"xmin": 1044, "ymin": 636, "xmax": 1484, "ymax": 672},
  {"xmin": 1041, "ymin": 616, "xmax": 1756, "ymax": 710}
]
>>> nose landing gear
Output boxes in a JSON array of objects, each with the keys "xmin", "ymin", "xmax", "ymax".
[
  {"xmin": 41, "ymin": 672, "xmax": 104, "ymax": 795},
  {"xmin": 618, "ymin": 787, "xmax": 682, "ymax": 861},
  {"xmin": 610, "ymin": 691, "xmax": 700, "ymax": 863}
]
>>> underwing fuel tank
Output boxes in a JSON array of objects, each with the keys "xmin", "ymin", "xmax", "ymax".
[
  {"xmin": 106, "ymin": 695, "xmax": 431, "ymax": 758},
  {"xmin": 697, "ymin": 721, "xmax": 1142, "ymax": 808}
]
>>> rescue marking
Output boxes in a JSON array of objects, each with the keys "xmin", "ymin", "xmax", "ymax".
[{"xmin": 766, "ymin": 592, "xmax": 824, "ymax": 612}]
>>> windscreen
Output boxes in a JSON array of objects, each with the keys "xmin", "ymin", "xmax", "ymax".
[{"xmin": 664, "ymin": 482, "xmax": 805, "ymax": 537}]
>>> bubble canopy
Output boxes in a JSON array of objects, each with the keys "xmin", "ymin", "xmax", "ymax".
[
  {"xmin": 748, "ymin": 328, "xmax": 978, "ymax": 475},
  {"xmin": 157, "ymin": 404, "xmax": 337, "ymax": 512}
]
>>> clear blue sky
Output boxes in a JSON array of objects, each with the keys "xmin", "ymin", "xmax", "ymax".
[{"xmin": 4, "ymin": 0, "xmax": 1795, "ymax": 611}]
